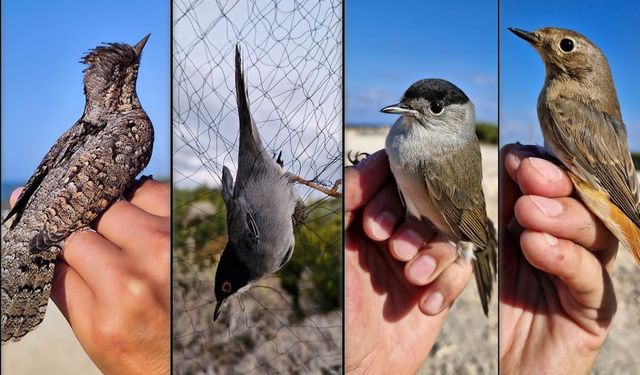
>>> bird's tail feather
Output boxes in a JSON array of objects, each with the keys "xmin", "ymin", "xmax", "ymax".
[
  {"xmin": 235, "ymin": 45, "xmax": 263, "ymax": 156},
  {"xmin": 473, "ymin": 220, "xmax": 497, "ymax": 316},
  {"xmin": 1, "ymin": 237, "xmax": 58, "ymax": 343},
  {"xmin": 571, "ymin": 174, "xmax": 640, "ymax": 266}
]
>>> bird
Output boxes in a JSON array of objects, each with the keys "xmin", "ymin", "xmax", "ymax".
[
  {"xmin": 1, "ymin": 34, "xmax": 154, "ymax": 342},
  {"xmin": 381, "ymin": 78, "xmax": 497, "ymax": 315},
  {"xmin": 213, "ymin": 46, "xmax": 298, "ymax": 321},
  {"xmin": 509, "ymin": 27, "xmax": 640, "ymax": 263}
]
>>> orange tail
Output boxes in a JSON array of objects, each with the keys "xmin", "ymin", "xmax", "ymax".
[{"xmin": 570, "ymin": 174, "xmax": 640, "ymax": 266}]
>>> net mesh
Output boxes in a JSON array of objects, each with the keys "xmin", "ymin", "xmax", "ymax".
[{"xmin": 172, "ymin": 0, "xmax": 342, "ymax": 373}]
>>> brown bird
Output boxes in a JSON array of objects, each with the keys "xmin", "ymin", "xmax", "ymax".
[
  {"xmin": 1, "ymin": 35, "xmax": 154, "ymax": 342},
  {"xmin": 509, "ymin": 27, "xmax": 640, "ymax": 263}
]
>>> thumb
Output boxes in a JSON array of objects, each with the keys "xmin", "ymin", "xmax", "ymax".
[{"xmin": 9, "ymin": 187, "xmax": 24, "ymax": 208}]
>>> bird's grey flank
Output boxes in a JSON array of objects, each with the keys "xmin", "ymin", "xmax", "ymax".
[
  {"xmin": 1, "ymin": 35, "xmax": 154, "ymax": 342},
  {"xmin": 382, "ymin": 79, "xmax": 497, "ymax": 315},
  {"xmin": 213, "ymin": 46, "xmax": 298, "ymax": 321},
  {"xmin": 509, "ymin": 27, "xmax": 640, "ymax": 262}
]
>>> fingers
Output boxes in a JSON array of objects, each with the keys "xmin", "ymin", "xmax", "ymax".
[
  {"xmin": 362, "ymin": 180, "xmax": 404, "ymax": 241},
  {"xmin": 404, "ymin": 235, "xmax": 457, "ymax": 286},
  {"xmin": 515, "ymin": 157, "xmax": 574, "ymax": 197},
  {"xmin": 126, "ymin": 179, "xmax": 170, "ymax": 217},
  {"xmin": 61, "ymin": 230, "xmax": 125, "ymax": 289},
  {"xmin": 515, "ymin": 195, "xmax": 618, "ymax": 251},
  {"xmin": 387, "ymin": 224, "xmax": 471, "ymax": 316},
  {"xmin": 519, "ymin": 230, "xmax": 609, "ymax": 310},
  {"xmin": 93, "ymin": 199, "xmax": 169, "ymax": 255},
  {"xmin": 502, "ymin": 144, "xmax": 574, "ymax": 197},
  {"xmin": 50, "ymin": 260, "xmax": 95, "ymax": 328},
  {"xmin": 419, "ymin": 257, "xmax": 473, "ymax": 316},
  {"xmin": 388, "ymin": 221, "xmax": 436, "ymax": 261},
  {"xmin": 9, "ymin": 187, "xmax": 24, "ymax": 207},
  {"xmin": 345, "ymin": 150, "xmax": 390, "ymax": 215}
]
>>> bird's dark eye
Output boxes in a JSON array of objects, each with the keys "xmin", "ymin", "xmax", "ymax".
[
  {"xmin": 222, "ymin": 281, "xmax": 232, "ymax": 293},
  {"xmin": 429, "ymin": 102, "xmax": 444, "ymax": 115},
  {"xmin": 559, "ymin": 38, "xmax": 574, "ymax": 53}
]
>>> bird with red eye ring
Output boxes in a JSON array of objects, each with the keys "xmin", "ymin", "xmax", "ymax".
[{"xmin": 221, "ymin": 281, "xmax": 232, "ymax": 293}]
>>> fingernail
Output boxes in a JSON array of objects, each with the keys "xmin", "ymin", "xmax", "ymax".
[
  {"xmin": 409, "ymin": 254, "xmax": 436, "ymax": 283},
  {"xmin": 529, "ymin": 196, "xmax": 562, "ymax": 217},
  {"xmin": 529, "ymin": 157, "xmax": 563, "ymax": 182},
  {"xmin": 543, "ymin": 232, "xmax": 558, "ymax": 246},
  {"xmin": 371, "ymin": 211, "xmax": 396, "ymax": 239},
  {"xmin": 506, "ymin": 148, "xmax": 536, "ymax": 170},
  {"xmin": 354, "ymin": 150, "xmax": 382, "ymax": 170},
  {"xmin": 423, "ymin": 292, "xmax": 444, "ymax": 314},
  {"xmin": 394, "ymin": 229, "xmax": 424, "ymax": 259}
]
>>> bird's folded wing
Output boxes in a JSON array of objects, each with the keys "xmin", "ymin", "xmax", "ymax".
[
  {"xmin": 420, "ymin": 141, "xmax": 489, "ymax": 248},
  {"xmin": 547, "ymin": 98, "xmax": 640, "ymax": 226},
  {"xmin": 4, "ymin": 120, "xmax": 92, "ymax": 225}
]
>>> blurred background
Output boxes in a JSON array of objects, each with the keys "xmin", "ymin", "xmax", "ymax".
[
  {"xmin": 172, "ymin": 0, "xmax": 342, "ymax": 373},
  {"xmin": 1, "ymin": 0, "xmax": 169, "ymax": 373},
  {"xmin": 346, "ymin": 0, "xmax": 498, "ymax": 374},
  {"xmin": 501, "ymin": 0, "xmax": 640, "ymax": 372}
]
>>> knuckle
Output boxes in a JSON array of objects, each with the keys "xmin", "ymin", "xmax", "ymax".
[{"xmin": 147, "ymin": 228, "xmax": 170, "ymax": 251}]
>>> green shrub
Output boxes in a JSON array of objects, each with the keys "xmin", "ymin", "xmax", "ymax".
[
  {"xmin": 632, "ymin": 152, "xmax": 640, "ymax": 171},
  {"xmin": 174, "ymin": 186, "xmax": 342, "ymax": 314},
  {"xmin": 475, "ymin": 123, "xmax": 498, "ymax": 144}
]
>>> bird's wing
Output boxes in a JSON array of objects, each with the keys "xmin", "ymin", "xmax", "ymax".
[
  {"xmin": 421, "ymin": 141, "xmax": 489, "ymax": 248},
  {"xmin": 4, "ymin": 120, "xmax": 95, "ymax": 225},
  {"xmin": 29, "ymin": 117, "xmax": 139, "ymax": 252},
  {"xmin": 421, "ymin": 140, "xmax": 496, "ymax": 315},
  {"xmin": 546, "ymin": 97, "xmax": 640, "ymax": 227}
]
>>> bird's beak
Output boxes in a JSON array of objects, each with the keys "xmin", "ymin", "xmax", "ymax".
[
  {"xmin": 213, "ymin": 299, "xmax": 224, "ymax": 321},
  {"xmin": 133, "ymin": 33, "xmax": 151, "ymax": 57},
  {"xmin": 508, "ymin": 27, "xmax": 541, "ymax": 46},
  {"xmin": 380, "ymin": 104, "xmax": 417, "ymax": 115}
]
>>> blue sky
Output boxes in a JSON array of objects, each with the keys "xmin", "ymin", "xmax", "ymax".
[
  {"xmin": 2, "ymin": 1, "xmax": 170, "ymax": 183},
  {"xmin": 346, "ymin": 0, "xmax": 497, "ymax": 125},
  {"xmin": 501, "ymin": 0, "xmax": 640, "ymax": 151}
]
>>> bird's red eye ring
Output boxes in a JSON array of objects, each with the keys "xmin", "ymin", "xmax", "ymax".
[{"xmin": 222, "ymin": 281, "xmax": 232, "ymax": 293}]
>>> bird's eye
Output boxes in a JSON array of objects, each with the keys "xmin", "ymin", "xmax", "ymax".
[
  {"xmin": 429, "ymin": 102, "xmax": 444, "ymax": 115},
  {"xmin": 559, "ymin": 38, "xmax": 574, "ymax": 53},
  {"xmin": 222, "ymin": 281, "xmax": 232, "ymax": 293}
]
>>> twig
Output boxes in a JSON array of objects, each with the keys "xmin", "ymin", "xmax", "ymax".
[{"xmin": 285, "ymin": 172, "xmax": 342, "ymax": 198}]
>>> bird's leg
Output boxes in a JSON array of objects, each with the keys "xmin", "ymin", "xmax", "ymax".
[
  {"xmin": 347, "ymin": 150, "xmax": 370, "ymax": 166},
  {"xmin": 274, "ymin": 150, "xmax": 284, "ymax": 168}
]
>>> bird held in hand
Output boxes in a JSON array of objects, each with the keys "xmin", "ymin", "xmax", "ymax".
[
  {"xmin": 1, "ymin": 34, "xmax": 154, "ymax": 342},
  {"xmin": 382, "ymin": 78, "xmax": 497, "ymax": 315},
  {"xmin": 509, "ymin": 27, "xmax": 640, "ymax": 263}
]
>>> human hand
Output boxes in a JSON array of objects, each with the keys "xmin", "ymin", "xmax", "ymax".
[
  {"xmin": 10, "ymin": 178, "xmax": 170, "ymax": 375},
  {"xmin": 500, "ymin": 144, "xmax": 618, "ymax": 375},
  {"xmin": 345, "ymin": 150, "xmax": 473, "ymax": 374}
]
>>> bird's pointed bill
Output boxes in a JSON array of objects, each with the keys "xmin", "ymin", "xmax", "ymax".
[
  {"xmin": 380, "ymin": 104, "xmax": 417, "ymax": 115},
  {"xmin": 508, "ymin": 27, "xmax": 541, "ymax": 46},
  {"xmin": 133, "ymin": 34, "xmax": 151, "ymax": 56},
  {"xmin": 213, "ymin": 299, "xmax": 224, "ymax": 321}
]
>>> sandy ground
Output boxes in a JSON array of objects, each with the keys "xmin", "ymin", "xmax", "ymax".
[
  {"xmin": 345, "ymin": 127, "xmax": 640, "ymax": 374},
  {"xmin": 1, "ymin": 302, "xmax": 100, "ymax": 374}
]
